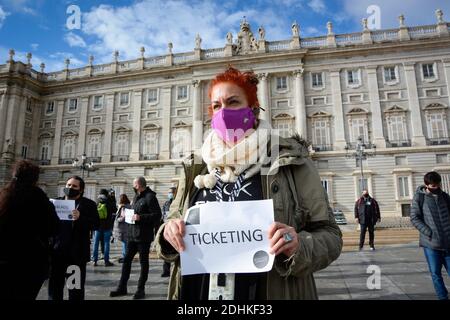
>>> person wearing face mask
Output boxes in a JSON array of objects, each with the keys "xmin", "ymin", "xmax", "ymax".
[
  {"xmin": 110, "ymin": 177, "xmax": 161, "ymax": 299},
  {"xmin": 48, "ymin": 176, "xmax": 99, "ymax": 300},
  {"xmin": 155, "ymin": 66, "xmax": 342, "ymax": 300},
  {"xmin": 354, "ymin": 189, "xmax": 381, "ymax": 251},
  {"xmin": 410, "ymin": 171, "xmax": 450, "ymax": 300}
]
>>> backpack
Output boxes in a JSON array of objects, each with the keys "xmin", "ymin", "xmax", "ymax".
[{"xmin": 97, "ymin": 202, "xmax": 108, "ymax": 220}]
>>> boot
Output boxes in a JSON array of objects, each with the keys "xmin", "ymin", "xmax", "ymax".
[
  {"xmin": 133, "ymin": 289, "xmax": 145, "ymax": 300},
  {"xmin": 110, "ymin": 286, "xmax": 127, "ymax": 297}
]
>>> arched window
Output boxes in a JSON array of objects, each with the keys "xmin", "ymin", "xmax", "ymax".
[
  {"xmin": 347, "ymin": 108, "xmax": 369, "ymax": 144},
  {"xmin": 384, "ymin": 106, "xmax": 409, "ymax": 147},
  {"xmin": 424, "ymin": 104, "xmax": 449, "ymax": 144},
  {"xmin": 309, "ymin": 111, "xmax": 332, "ymax": 151},
  {"xmin": 272, "ymin": 113, "xmax": 294, "ymax": 138},
  {"xmin": 171, "ymin": 122, "xmax": 191, "ymax": 159},
  {"xmin": 88, "ymin": 135, "xmax": 101, "ymax": 157},
  {"xmin": 40, "ymin": 139, "xmax": 51, "ymax": 160},
  {"xmin": 62, "ymin": 136, "xmax": 75, "ymax": 159}
]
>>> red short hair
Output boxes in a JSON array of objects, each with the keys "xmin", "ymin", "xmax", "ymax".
[{"xmin": 207, "ymin": 66, "xmax": 260, "ymax": 117}]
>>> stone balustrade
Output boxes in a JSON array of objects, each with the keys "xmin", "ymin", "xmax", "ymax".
[{"xmin": 1, "ymin": 22, "xmax": 449, "ymax": 82}]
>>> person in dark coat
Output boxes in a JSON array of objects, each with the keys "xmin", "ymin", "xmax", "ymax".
[
  {"xmin": 92, "ymin": 188, "xmax": 117, "ymax": 266},
  {"xmin": 354, "ymin": 189, "xmax": 381, "ymax": 250},
  {"xmin": 410, "ymin": 171, "xmax": 450, "ymax": 300},
  {"xmin": 48, "ymin": 175, "xmax": 99, "ymax": 300},
  {"xmin": 110, "ymin": 176, "xmax": 162, "ymax": 299},
  {"xmin": 0, "ymin": 160, "xmax": 60, "ymax": 300}
]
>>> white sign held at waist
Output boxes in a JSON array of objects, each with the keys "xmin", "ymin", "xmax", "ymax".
[
  {"xmin": 180, "ymin": 199, "xmax": 275, "ymax": 275},
  {"xmin": 124, "ymin": 208, "xmax": 135, "ymax": 224}
]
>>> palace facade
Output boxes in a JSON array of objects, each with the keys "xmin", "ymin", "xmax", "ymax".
[{"xmin": 1, "ymin": 11, "xmax": 450, "ymax": 219}]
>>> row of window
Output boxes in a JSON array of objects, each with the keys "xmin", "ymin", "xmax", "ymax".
[
  {"xmin": 39, "ymin": 127, "xmax": 193, "ymax": 161},
  {"xmin": 38, "ymin": 109, "xmax": 449, "ymax": 162},
  {"xmin": 44, "ymin": 86, "xmax": 190, "ymax": 115},
  {"xmin": 43, "ymin": 62, "xmax": 440, "ymax": 116}
]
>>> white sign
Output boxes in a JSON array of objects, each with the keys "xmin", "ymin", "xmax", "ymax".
[
  {"xmin": 50, "ymin": 199, "xmax": 75, "ymax": 221},
  {"xmin": 180, "ymin": 199, "xmax": 275, "ymax": 276},
  {"xmin": 124, "ymin": 208, "xmax": 135, "ymax": 224}
]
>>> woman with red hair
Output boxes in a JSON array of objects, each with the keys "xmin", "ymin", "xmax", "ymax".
[{"xmin": 157, "ymin": 66, "xmax": 342, "ymax": 300}]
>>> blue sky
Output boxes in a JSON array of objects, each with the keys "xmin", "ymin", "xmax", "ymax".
[{"xmin": 1, "ymin": 0, "xmax": 449, "ymax": 72}]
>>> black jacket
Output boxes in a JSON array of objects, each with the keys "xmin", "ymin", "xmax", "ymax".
[
  {"xmin": 0, "ymin": 186, "xmax": 60, "ymax": 281},
  {"xmin": 128, "ymin": 187, "xmax": 162, "ymax": 243},
  {"xmin": 52, "ymin": 196, "xmax": 99, "ymax": 263},
  {"xmin": 354, "ymin": 196, "xmax": 380, "ymax": 225},
  {"xmin": 410, "ymin": 186, "xmax": 450, "ymax": 250}
]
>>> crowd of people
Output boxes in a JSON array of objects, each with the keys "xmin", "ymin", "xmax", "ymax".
[
  {"xmin": 0, "ymin": 66, "xmax": 449, "ymax": 301},
  {"xmin": 0, "ymin": 160, "xmax": 164, "ymax": 300}
]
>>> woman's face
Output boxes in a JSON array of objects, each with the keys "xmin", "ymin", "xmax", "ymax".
[{"xmin": 211, "ymin": 82, "xmax": 249, "ymax": 114}]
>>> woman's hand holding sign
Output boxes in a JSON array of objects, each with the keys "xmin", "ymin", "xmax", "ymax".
[
  {"xmin": 268, "ymin": 222, "xmax": 299, "ymax": 257},
  {"xmin": 164, "ymin": 218, "xmax": 186, "ymax": 252}
]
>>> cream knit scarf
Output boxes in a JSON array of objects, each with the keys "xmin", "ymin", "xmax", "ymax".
[{"xmin": 194, "ymin": 120, "xmax": 272, "ymax": 190}]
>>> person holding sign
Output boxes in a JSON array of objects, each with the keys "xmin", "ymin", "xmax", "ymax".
[
  {"xmin": 156, "ymin": 66, "xmax": 343, "ymax": 300},
  {"xmin": 48, "ymin": 176, "xmax": 99, "ymax": 300},
  {"xmin": 110, "ymin": 177, "xmax": 162, "ymax": 300},
  {"xmin": 0, "ymin": 160, "xmax": 60, "ymax": 300}
]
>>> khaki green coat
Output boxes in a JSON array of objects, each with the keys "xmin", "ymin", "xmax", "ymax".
[{"xmin": 155, "ymin": 136, "xmax": 343, "ymax": 299}]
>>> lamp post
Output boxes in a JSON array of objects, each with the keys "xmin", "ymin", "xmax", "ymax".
[
  {"xmin": 72, "ymin": 153, "xmax": 95, "ymax": 179},
  {"xmin": 345, "ymin": 136, "xmax": 376, "ymax": 195}
]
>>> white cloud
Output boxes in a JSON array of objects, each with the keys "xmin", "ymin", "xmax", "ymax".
[
  {"xmin": 308, "ymin": 0, "xmax": 326, "ymax": 14},
  {"xmin": 80, "ymin": 1, "xmax": 285, "ymax": 63},
  {"xmin": 0, "ymin": 6, "xmax": 9, "ymax": 28},
  {"xmin": 339, "ymin": 0, "xmax": 450, "ymax": 30},
  {"xmin": 304, "ymin": 26, "xmax": 321, "ymax": 37},
  {"xmin": 0, "ymin": 0, "xmax": 37, "ymax": 15},
  {"xmin": 30, "ymin": 43, "xmax": 39, "ymax": 51},
  {"xmin": 64, "ymin": 32, "xmax": 87, "ymax": 48}
]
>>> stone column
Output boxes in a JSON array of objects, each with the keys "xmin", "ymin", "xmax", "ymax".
[
  {"xmin": 160, "ymin": 86, "xmax": 172, "ymax": 159},
  {"xmin": 366, "ymin": 66, "xmax": 386, "ymax": 148},
  {"xmin": 442, "ymin": 58, "xmax": 450, "ymax": 109},
  {"xmin": 329, "ymin": 69, "xmax": 347, "ymax": 149},
  {"xmin": 14, "ymin": 96, "xmax": 28, "ymax": 157},
  {"xmin": 51, "ymin": 99, "xmax": 65, "ymax": 165},
  {"xmin": 293, "ymin": 69, "xmax": 307, "ymax": 139},
  {"xmin": 403, "ymin": 62, "xmax": 426, "ymax": 146},
  {"xmin": 0, "ymin": 90, "xmax": 9, "ymax": 152},
  {"xmin": 2, "ymin": 92, "xmax": 22, "ymax": 157},
  {"xmin": 130, "ymin": 89, "xmax": 143, "ymax": 161},
  {"xmin": 29, "ymin": 100, "xmax": 41, "ymax": 160},
  {"xmin": 192, "ymin": 80, "xmax": 203, "ymax": 154},
  {"xmin": 102, "ymin": 93, "xmax": 115, "ymax": 162},
  {"xmin": 77, "ymin": 96, "xmax": 89, "ymax": 156},
  {"xmin": 257, "ymin": 73, "xmax": 271, "ymax": 123}
]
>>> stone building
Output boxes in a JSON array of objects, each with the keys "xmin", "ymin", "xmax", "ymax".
[{"xmin": 1, "ymin": 12, "xmax": 450, "ymax": 220}]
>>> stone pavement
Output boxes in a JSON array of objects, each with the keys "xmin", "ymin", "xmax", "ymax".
[{"xmin": 37, "ymin": 240, "xmax": 449, "ymax": 300}]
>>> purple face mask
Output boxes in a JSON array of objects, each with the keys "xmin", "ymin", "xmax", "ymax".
[{"xmin": 211, "ymin": 107, "xmax": 256, "ymax": 143}]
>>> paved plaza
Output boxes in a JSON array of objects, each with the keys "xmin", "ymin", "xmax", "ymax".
[{"xmin": 36, "ymin": 238, "xmax": 449, "ymax": 300}]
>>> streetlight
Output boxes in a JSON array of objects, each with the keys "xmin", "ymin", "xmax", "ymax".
[
  {"xmin": 72, "ymin": 153, "xmax": 95, "ymax": 179},
  {"xmin": 345, "ymin": 136, "xmax": 376, "ymax": 195}
]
